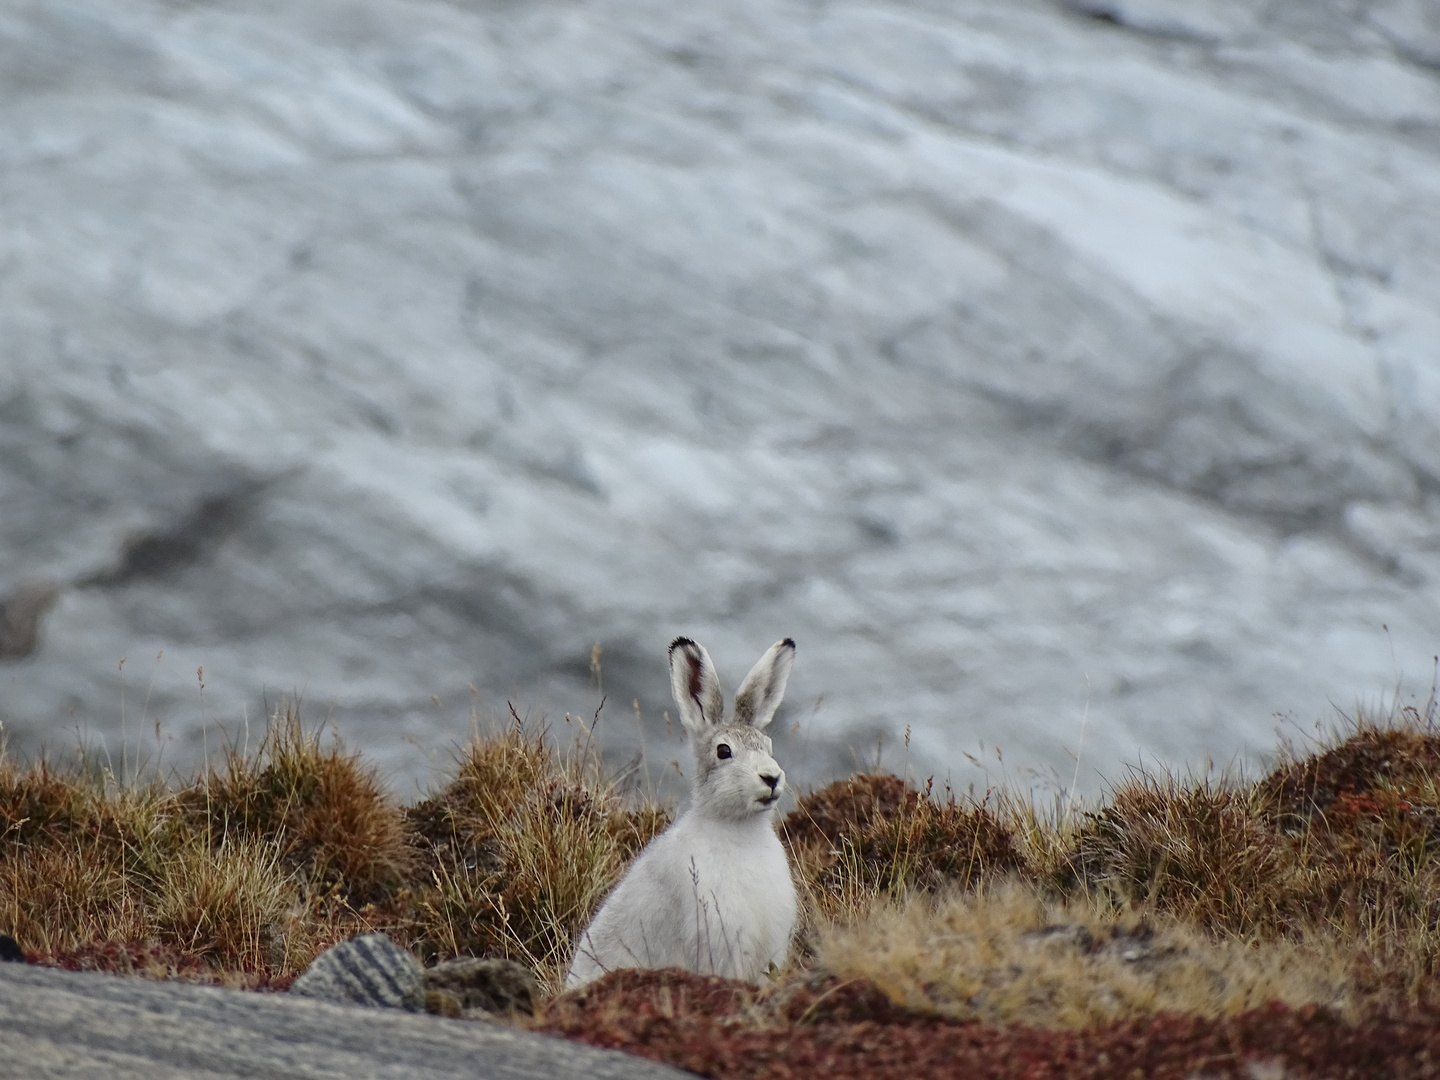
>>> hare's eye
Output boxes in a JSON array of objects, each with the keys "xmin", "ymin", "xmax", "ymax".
[{"xmin": 715, "ymin": 743, "xmax": 732, "ymax": 760}]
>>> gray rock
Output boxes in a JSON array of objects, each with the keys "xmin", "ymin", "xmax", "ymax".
[
  {"xmin": 290, "ymin": 933, "xmax": 425, "ymax": 1012},
  {"xmin": 0, "ymin": 0, "xmax": 1438, "ymax": 800},
  {"xmin": 424, "ymin": 957, "xmax": 540, "ymax": 1019},
  {"xmin": 0, "ymin": 959, "xmax": 693, "ymax": 1079}
]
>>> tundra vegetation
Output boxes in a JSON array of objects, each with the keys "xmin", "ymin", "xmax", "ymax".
[{"xmin": 5, "ymin": 699, "xmax": 1440, "ymax": 1078}]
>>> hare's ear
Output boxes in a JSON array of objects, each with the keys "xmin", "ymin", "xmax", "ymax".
[
  {"xmin": 732, "ymin": 638, "xmax": 795, "ymax": 730},
  {"xmin": 669, "ymin": 637, "xmax": 724, "ymax": 733}
]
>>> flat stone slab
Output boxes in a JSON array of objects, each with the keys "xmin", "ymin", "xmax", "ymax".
[{"xmin": 0, "ymin": 962, "xmax": 692, "ymax": 1080}]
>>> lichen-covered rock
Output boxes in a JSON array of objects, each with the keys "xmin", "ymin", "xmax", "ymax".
[
  {"xmin": 424, "ymin": 958, "xmax": 540, "ymax": 1019},
  {"xmin": 290, "ymin": 934, "xmax": 424, "ymax": 1012}
]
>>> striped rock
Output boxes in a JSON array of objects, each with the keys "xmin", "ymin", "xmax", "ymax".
[{"xmin": 291, "ymin": 934, "xmax": 425, "ymax": 1012}]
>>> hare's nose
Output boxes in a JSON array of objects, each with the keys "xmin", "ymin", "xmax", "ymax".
[{"xmin": 760, "ymin": 773, "xmax": 780, "ymax": 792}]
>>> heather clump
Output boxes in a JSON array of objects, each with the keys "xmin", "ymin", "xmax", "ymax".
[
  {"xmin": 1260, "ymin": 721, "xmax": 1440, "ymax": 827},
  {"xmin": 784, "ymin": 774, "xmax": 1025, "ymax": 921}
]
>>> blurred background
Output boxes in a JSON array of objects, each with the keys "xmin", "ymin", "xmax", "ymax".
[{"xmin": 2, "ymin": 0, "xmax": 1440, "ymax": 801}]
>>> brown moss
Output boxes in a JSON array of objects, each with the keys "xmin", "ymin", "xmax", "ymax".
[
  {"xmin": 546, "ymin": 967, "xmax": 758, "ymax": 1029},
  {"xmin": 33, "ymin": 939, "xmax": 294, "ymax": 991}
]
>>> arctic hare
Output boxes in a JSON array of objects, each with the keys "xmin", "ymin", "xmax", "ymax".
[{"xmin": 566, "ymin": 636, "xmax": 798, "ymax": 988}]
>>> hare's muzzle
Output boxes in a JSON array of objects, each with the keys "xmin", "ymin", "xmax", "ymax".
[{"xmin": 758, "ymin": 770, "xmax": 783, "ymax": 806}]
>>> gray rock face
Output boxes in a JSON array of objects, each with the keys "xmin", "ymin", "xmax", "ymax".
[
  {"xmin": 1, "ymin": 0, "xmax": 1439, "ymax": 797},
  {"xmin": 0, "ymin": 959, "xmax": 693, "ymax": 1079},
  {"xmin": 290, "ymin": 933, "xmax": 426, "ymax": 1012}
]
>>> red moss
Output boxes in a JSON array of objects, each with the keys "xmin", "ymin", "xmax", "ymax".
[
  {"xmin": 551, "ymin": 968, "xmax": 756, "ymax": 1021},
  {"xmin": 1261, "ymin": 726, "xmax": 1440, "ymax": 823},
  {"xmin": 540, "ymin": 969, "xmax": 1440, "ymax": 1080},
  {"xmin": 32, "ymin": 940, "xmax": 294, "ymax": 991}
]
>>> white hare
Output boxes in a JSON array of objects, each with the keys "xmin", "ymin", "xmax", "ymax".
[{"xmin": 566, "ymin": 636, "xmax": 799, "ymax": 989}]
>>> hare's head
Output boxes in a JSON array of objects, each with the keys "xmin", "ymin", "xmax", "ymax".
[{"xmin": 668, "ymin": 636, "xmax": 795, "ymax": 822}]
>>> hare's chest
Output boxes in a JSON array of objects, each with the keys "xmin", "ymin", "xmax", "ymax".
[{"xmin": 670, "ymin": 822, "xmax": 796, "ymax": 937}]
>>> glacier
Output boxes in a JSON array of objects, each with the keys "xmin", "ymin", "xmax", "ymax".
[{"xmin": 2, "ymin": 0, "xmax": 1439, "ymax": 799}]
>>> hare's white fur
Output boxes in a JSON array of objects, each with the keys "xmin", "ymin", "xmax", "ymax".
[{"xmin": 566, "ymin": 637, "xmax": 798, "ymax": 988}]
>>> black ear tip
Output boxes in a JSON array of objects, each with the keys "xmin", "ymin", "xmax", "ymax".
[
  {"xmin": 669, "ymin": 636, "xmax": 697, "ymax": 652},
  {"xmin": 781, "ymin": 638, "xmax": 796, "ymax": 649}
]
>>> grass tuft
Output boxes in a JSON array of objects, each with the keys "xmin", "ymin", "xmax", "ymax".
[
  {"xmin": 784, "ymin": 774, "xmax": 1024, "ymax": 923},
  {"xmin": 181, "ymin": 705, "xmax": 410, "ymax": 905},
  {"xmin": 402, "ymin": 723, "xmax": 669, "ymax": 986},
  {"xmin": 1061, "ymin": 775, "xmax": 1288, "ymax": 933},
  {"xmin": 150, "ymin": 834, "xmax": 292, "ymax": 970}
]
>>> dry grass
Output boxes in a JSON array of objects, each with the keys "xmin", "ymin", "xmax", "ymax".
[
  {"xmin": 182, "ymin": 710, "xmax": 411, "ymax": 906},
  {"xmin": 0, "ymin": 705, "xmax": 670, "ymax": 992},
  {"xmin": 781, "ymin": 772, "xmax": 1026, "ymax": 940},
  {"xmin": 401, "ymin": 723, "xmax": 669, "ymax": 982},
  {"xmin": 1053, "ymin": 706, "xmax": 1440, "ymax": 1005},
  {"xmin": 5, "ymin": 698, "xmax": 1440, "ymax": 1027},
  {"xmin": 149, "ymin": 834, "xmax": 292, "ymax": 971},
  {"xmin": 815, "ymin": 881, "xmax": 1353, "ymax": 1029},
  {"xmin": 1061, "ymin": 776, "xmax": 1292, "ymax": 933}
]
